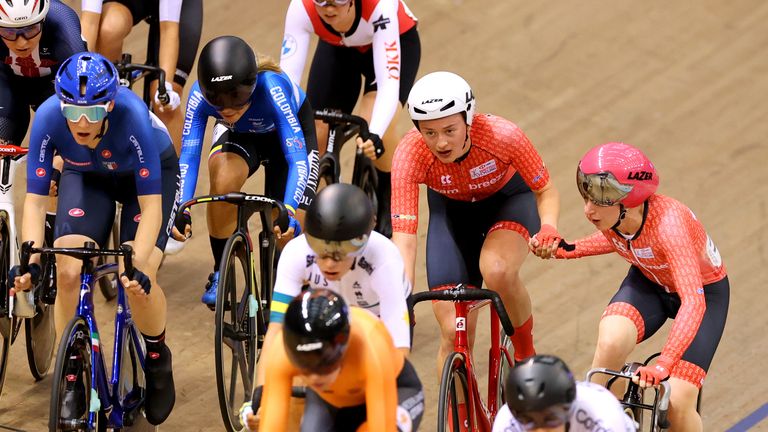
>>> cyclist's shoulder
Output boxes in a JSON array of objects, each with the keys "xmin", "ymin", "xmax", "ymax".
[
  {"xmin": 572, "ymin": 381, "xmax": 634, "ymax": 431},
  {"xmin": 280, "ymin": 235, "xmax": 313, "ymax": 262},
  {"xmin": 361, "ymin": 233, "xmax": 404, "ymax": 268},
  {"xmin": 33, "ymin": 95, "xmax": 66, "ymax": 126},
  {"xmin": 46, "ymin": 0, "xmax": 81, "ymax": 24},
  {"xmin": 395, "ymin": 128, "xmax": 430, "ymax": 159},
  {"xmin": 470, "ymin": 114, "xmax": 526, "ymax": 143}
]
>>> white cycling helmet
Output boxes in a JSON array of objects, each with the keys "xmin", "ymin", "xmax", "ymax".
[
  {"xmin": 0, "ymin": 0, "xmax": 49, "ymax": 28},
  {"xmin": 407, "ymin": 71, "xmax": 476, "ymax": 126}
]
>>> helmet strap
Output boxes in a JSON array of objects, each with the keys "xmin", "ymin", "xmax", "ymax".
[
  {"xmin": 94, "ymin": 118, "xmax": 108, "ymax": 140},
  {"xmin": 610, "ymin": 204, "xmax": 627, "ymax": 230}
]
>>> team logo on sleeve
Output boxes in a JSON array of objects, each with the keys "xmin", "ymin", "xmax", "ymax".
[
  {"xmin": 35, "ymin": 168, "xmax": 46, "ymax": 177},
  {"xmin": 372, "ymin": 15, "xmax": 391, "ymax": 32},
  {"xmin": 101, "ymin": 150, "xmax": 112, "ymax": 159},
  {"xmin": 139, "ymin": 168, "xmax": 150, "ymax": 178},
  {"xmin": 282, "ymin": 35, "xmax": 298, "ymax": 58},
  {"xmin": 68, "ymin": 208, "xmax": 85, "ymax": 217}
]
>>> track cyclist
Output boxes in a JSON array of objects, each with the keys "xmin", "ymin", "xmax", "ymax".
[
  {"xmin": 493, "ymin": 355, "xmax": 634, "ymax": 432},
  {"xmin": 11, "ymin": 52, "xmax": 179, "ymax": 425},
  {"xmin": 80, "ymin": 0, "xmax": 203, "ymax": 152},
  {"xmin": 174, "ymin": 35, "xmax": 319, "ymax": 307},
  {"xmin": 1, "ymin": 0, "xmax": 86, "ymax": 306},
  {"xmin": 391, "ymin": 71, "xmax": 562, "ymax": 372},
  {"xmin": 244, "ymin": 289, "xmax": 423, "ymax": 432},
  {"xmin": 280, "ymin": 0, "xmax": 422, "ymax": 237},
  {"xmin": 257, "ymin": 183, "xmax": 412, "ymax": 389},
  {"xmin": 532, "ymin": 142, "xmax": 729, "ymax": 432}
]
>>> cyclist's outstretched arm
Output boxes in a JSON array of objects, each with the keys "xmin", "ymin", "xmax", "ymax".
[
  {"xmin": 392, "ymin": 233, "xmax": 417, "ymax": 288},
  {"xmin": 552, "ymin": 231, "xmax": 615, "ymax": 259},
  {"xmin": 157, "ymin": 0, "xmax": 183, "ymax": 88},
  {"xmin": 279, "ymin": 0, "xmax": 314, "ymax": 86},
  {"xmin": 80, "ymin": 0, "xmax": 103, "ymax": 50},
  {"xmin": 367, "ymin": 0, "xmax": 403, "ymax": 137},
  {"xmin": 178, "ymin": 83, "xmax": 211, "ymax": 204}
]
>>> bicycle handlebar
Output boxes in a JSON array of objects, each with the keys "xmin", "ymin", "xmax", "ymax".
[
  {"xmin": 314, "ymin": 109, "xmax": 385, "ymax": 157},
  {"xmin": 585, "ymin": 367, "xmax": 671, "ymax": 429},
  {"xmin": 176, "ymin": 192, "xmax": 290, "ymax": 233},
  {"xmin": 114, "ymin": 53, "xmax": 169, "ymax": 105},
  {"xmin": 409, "ymin": 284, "xmax": 515, "ymax": 337},
  {"xmin": 20, "ymin": 241, "xmax": 135, "ymax": 277}
]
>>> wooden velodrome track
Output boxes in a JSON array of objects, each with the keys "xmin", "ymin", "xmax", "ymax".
[{"xmin": 2, "ymin": 0, "xmax": 767, "ymax": 430}]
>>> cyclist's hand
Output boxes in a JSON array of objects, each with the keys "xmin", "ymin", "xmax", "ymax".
[
  {"xmin": 239, "ymin": 401, "xmax": 260, "ymax": 431},
  {"xmin": 121, "ymin": 268, "xmax": 152, "ymax": 296},
  {"xmin": 172, "ymin": 209, "xmax": 192, "ymax": 241},
  {"xmin": 154, "ymin": 81, "xmax": 181, "ymax": 112},
  {"xmin": 49, "ymin": 168, "xmax": 61, "ymax": 197},
  {"xmin": 633, "ymin": 362, "xmax": 671, "ymax": 388},
  {"xmin": 9, "ymin": 264, "xmax": 41, "ymax": 293},
  {"xmin": 356, "ymin": 132, "xmax": 383, "ymax": 161},
  {"xmin": 529, "ymin": 224, "xmax": 562, "ymax": 259}
]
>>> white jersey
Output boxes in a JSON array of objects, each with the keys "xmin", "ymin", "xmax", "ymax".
[
  {"xmin": 81, "ymin": 0, "xmax": 183, "ymax": 22},
  {"xmin": 269, "ymin": 232, "xmax": 412, "ymax": 349},
  {"xmin": 280, "ymin": 0, "xmax": 417, "ymax": 137},
  {"xmin": 493, "ymin": 382, "xmax": 635, "ymax": 432}
]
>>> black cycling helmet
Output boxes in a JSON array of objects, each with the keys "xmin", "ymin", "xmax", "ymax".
[
  {"xmin": 504, "ymin": 355, "xmax": 576, "ymax": 428},
  {"xmin": 197, "ymin": 36, "xmax": 258, "ymax": 109},
  {"xmin": 304, "ymin": 184, "xmax": 374, "ymax": 260},
  {"xmin": 283, "ymin": 289, "xmax": 350, "ymax": 374}
]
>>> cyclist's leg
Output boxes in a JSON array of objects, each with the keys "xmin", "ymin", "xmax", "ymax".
[
  {"xmin": 148, "ymin": 0, "xmax": 203, "ymax": 154},
  {"xmin": 425, "ymin": 189, "xmax": 482, "ymax": 376},
  {"xmin": 667, "ymin": 276, "xmax": 729, "ymax": 431},
  {"xmin": 306, "ymin": 40, "xmax": 362, "ymax": 155},
  {"xmin": 395, "ymin": 359, "xmax": 424, "ymax": 432},
  {"xmin": 53, "ymin": 170, "xmax": 115, "ymax": 337},
  {"xmin": 94, "ymin": 1, "xmax": 135, "ymax": 59},
  {"xmin": 590, "ymin": 266, "xmax": 668, "ymax": 392},
  {"xmin": 477, "ymin": 177, "xmax": 540, "ymax": 362},
  {"xmin": 300, "ymin": 387, "xmax": 342, "ymax": 432},
  {"xmin": 206, "ymin": 125, "xmax": 255, "ymax": 271}
]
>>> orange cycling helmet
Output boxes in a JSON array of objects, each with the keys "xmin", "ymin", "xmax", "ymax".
[{"xmin": 577, "ymin": 142, "xmax": 659, "ymax": 208}]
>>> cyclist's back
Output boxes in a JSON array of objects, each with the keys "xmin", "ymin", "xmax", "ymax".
[
  {"xmin": 260, "ymin": 307, "xmax": 417, "ymax": 431},
  {"xmin": 493, "ymin": 381, "xmax": 635, "ymax": 432}
]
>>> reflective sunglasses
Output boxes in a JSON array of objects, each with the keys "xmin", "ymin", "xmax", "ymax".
[
  {"xmin": 60, "ymin": 102, "xmax": 111, "ymax": 123},
  {"xmin": 305, "ymin": 233, "xmax": 369, "ymax": 262},
  {"xmin": 313, "ymin": 0, "xmax": 352, "ymax": 6},
  {"xmin": 576, "ymin": 168, "xmax": 633, "ymax": 207},
  {"xmin": 0, "ymin": 22, "xmax": 43, "ymax": 41}
]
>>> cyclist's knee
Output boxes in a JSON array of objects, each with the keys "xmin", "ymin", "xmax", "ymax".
[
  {"xmin": 55, "ymin": 262, "xmax": 83, "ymax": 292},
  {"xmin": 593, "ymin": 323, "xmax": 636, "ymax": 365},
  {"xmin": 97, "ymin": 7, "xmax": 132, "ymax": 48}
]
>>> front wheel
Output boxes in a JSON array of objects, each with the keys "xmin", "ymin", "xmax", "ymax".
[
  {"xmin": 0, "ymin": 317, "xmax": 21, "ymax": 398},
  {"xmin": 49, "ymin": 316, "xmax": 98, "ymax": 432},
  {"xmin": 24, "ymin": 300, "xmax": 55, "ymax": 380},
  {"xmin": 117, "ymin": 325, "xmax": 157, "ymax": 431},
  {"xmin": 437, "ymin": 352, "xmax": 471, "ymax": 432},
  {"xmin": 494, "ymin": 334, "xmax": 513, "ymax": 415},
  {"xmin": 215, "ymin": 233, "xmax": 258, "ymax": 432}
]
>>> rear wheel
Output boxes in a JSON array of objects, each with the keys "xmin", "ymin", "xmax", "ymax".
[
  {"xmin": 49, "ymin": 317, "xmax": 98, "ymax": 432},
  {"xmin": 437, "ymin": 352, "xmax": 471, "ymax": 432},
  {"xmin": 215, "ymin": 233, "xmax": 258, "ymax": 432}
]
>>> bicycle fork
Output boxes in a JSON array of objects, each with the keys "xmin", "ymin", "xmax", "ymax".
[{"xmin": 453, "ymin": 302, "xmax": 493, "ymax": 432}]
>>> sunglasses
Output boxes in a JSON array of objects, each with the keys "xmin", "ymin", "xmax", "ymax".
[
  {"xmin": 60, "ymin": 102, "xmax": 111, "ymax": 123},
  {"xmin": 313, "ymin": 0, "xmax": 352, "ymax": 6},
  {"xmin": 305, "ymin": 234, "xmax": 369, "ymax": 262},
  {"xmin": 576, "ymin": 169, "xmax": 633, "ymax": 207},
  {"xmin": 0, "ymin": 23, "xmax": 43, "ymax": 41}
]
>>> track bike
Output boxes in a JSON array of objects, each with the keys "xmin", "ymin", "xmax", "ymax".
[
  {"xmin": 0, "ymin": 144, "xmax": 56, "ymax": 399},
  {"xmin": 313, "ymin": 109, "xmax": 386, "ymax": 234},
  {"xmin": 19, "ymin": 241, "xmax": 157, "ymax": 431},
  {"xmin": 409, "ymin": 284, "xmax": 515, "ymax": 432},
  {"xmin": 175, "ymin": 192, "xmax": 288, "ymax": 432}
]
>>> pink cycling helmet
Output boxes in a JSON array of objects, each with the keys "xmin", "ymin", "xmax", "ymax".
[{"xmin": 577, "ymin": 142, "xmax": 659, "ymax": 208}]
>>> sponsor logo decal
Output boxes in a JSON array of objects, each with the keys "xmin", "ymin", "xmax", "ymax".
[
  {"xmin": 36, "ymin": 167, "xmax": 46, "ymax": 177},
  {"xmin": 469, "ymin": 160, "xmax": 497, "ymax": 179},
  {"xmin": 211, "ymin": 75, "xmax": 232, "ymax": 82},
  {"xmin": 101, "ymin": 149, "xmax": 112, "ymax": 158},
  {"xmin": 139, "ymin": 168, "xmax": 150, "ymax": 178},
  {"xmin": 383, "ymin": 40, "xmax": 400, "ymax": 80},
  {"xmin": 372, "ymin": 15, "xmax": 391, "ymax": 32},
  {"xmin": 282, "ymin": 35, "xmax": 298, "ymax": 57},
  {"xmin": 68, "ymin": 208, "xmax": 85, "ymax": 217}
]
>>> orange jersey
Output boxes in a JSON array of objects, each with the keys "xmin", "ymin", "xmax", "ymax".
[
  {"xmin": 259, "ymin": 308, "xmax": 405, "ymax": 432},
  {"xmin": 558, "ymin": 194, "xmax": 727, "ymax": 365},
  {"xmin": 390, "ymin": 114, "xmax": 550, "ymax": 234}
]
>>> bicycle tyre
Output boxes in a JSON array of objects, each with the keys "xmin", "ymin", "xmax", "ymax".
[
  {"xmin": 0, "ymin": 215, "xmax": 12, "ymax": 397},
  {"xmin": 0, "ymin": 316, "xmax": 17, "ymax": 399},
  {"xmin": 118, "ymin": 324, "xmax": 157, "ymax": 431},
  {"xmin": 437, "ymin": 352, "xmax": 471, "ymax": 432},
  {"xmin": 215, "ymin": 233, "xmax": 257, "ymax": 432},
  {"xmin": 49, "ymin": 316, "xmax": 98, "ymax": 432},
  {"xmin": 494, "ymin": 334, "xmax": 512, "ymax": 414},
  {"xmin": 24, "ymin": 299, "xmax": 55, "ymax": 380}
]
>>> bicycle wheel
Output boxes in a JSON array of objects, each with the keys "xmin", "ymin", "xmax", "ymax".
[
  {"xmin": 117, "ymin": 325, "xmax": 157, "ymax": 431},
  {"xmin": 24, "ymin": 299, "xmax": 55, "ymax": 380},
  {"xmin": 0, "ymin": 214, "xmax": 15, "ymax": 397},
  {"xmin": 0, "ymin": 316, "xmax": 19, "ymax": 399},
  {"xmin": 494, "ymin": 334, "xmax": 512, "ymax": 414},
  {"xmin": 50, "ymin": 316, "xmax": 98, "ymax": 432},
  {"xmin": 437, "ymin": 352, "xmax": 471, "ymax": 432},
  {"xmin": 215, "ymin": 233, "xmax": 258, "ymax": 432}
]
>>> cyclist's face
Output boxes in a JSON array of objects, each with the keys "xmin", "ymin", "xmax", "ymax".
[
  {"xmin": 419, "ymin": 114, "xmax": 469, "ymax": 163},
  {"xmin": 1, "ymin": 28, "xmax": 42, "ymax": 57},
  {"xmin": 316, "ymin": 255, "xmax": 355, "ymax": 281},
  {"xmin": 65, "ymin": 102, "xmax": 114, "ymax": 148},
  {"xmin": 302, "ymin": 366, "xmax": 341, "ymax": 390},
  {"xmin": 582, "ymin": 198, "xmax": 621, "ymax": 231},
  {"xmin": 217, "ymin": 102, "xmax": 251, "ymax": 124},
  {"xmin": 315, "ymin": 0, "xmax": 354, "ymax": 29}
]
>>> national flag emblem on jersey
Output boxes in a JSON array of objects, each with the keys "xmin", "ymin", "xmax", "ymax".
[
  {"xmin": 469, "ymin": 160, "xmax": 498, "ymax": 179},
  {"xmin": 102, "ymin": 161, "xmax": 118, "ymax": 170}
]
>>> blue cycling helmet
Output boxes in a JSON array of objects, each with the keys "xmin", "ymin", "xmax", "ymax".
[{"xmin": 55, "ymin": 53, "xmax": 119, "ymax": 105}]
